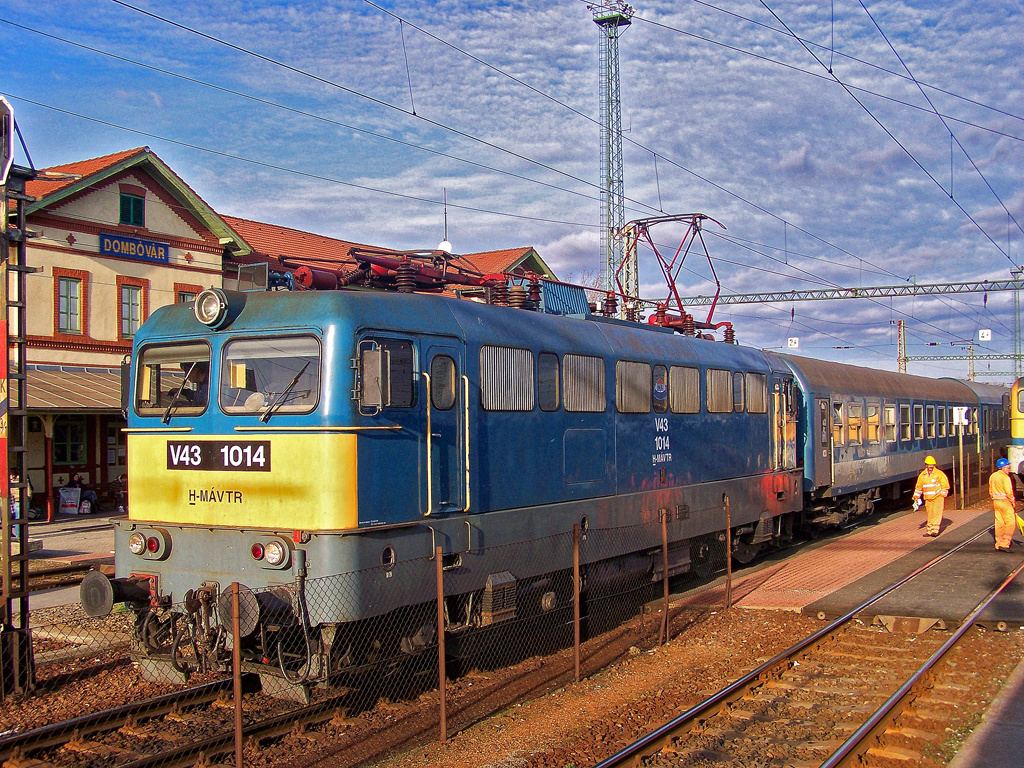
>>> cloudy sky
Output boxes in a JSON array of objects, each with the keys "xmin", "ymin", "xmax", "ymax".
[{"xmin": 2, "ymin": 0, "xmax": 1022, "ymax": 378}]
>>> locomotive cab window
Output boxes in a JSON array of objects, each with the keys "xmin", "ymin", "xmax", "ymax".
[
  {"xmin": 358, "ymin": 338, "xmax": 416, "ymax": 410},
  {"xmin": 430, "ymin": 355, "xmax": 457, "ymax": 410},
  {"xmin": 220, "ymin": 336, "xmax": 320, "ymax": 415},
  {"xmin": 135, "ymin": 342, "xmax": 212, "ymax": 417}
]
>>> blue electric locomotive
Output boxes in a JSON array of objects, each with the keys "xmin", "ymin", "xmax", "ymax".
[{"xmin": 80, "ymin": 268, "xmax": 1007, "ymax": 693}]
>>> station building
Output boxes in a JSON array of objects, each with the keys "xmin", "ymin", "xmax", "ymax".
[{"xmin": 15, "ymin": 147, "xmax": 556, "ymax": 517}]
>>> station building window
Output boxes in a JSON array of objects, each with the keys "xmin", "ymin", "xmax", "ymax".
[
  {"xmin": 669, "ymin": 366, "xmax": 699, "ymax": 414},
  {"xmin": 706, "ymin": 369, "xmax": 733, "ymax": 413},
  {"xmin": 564, "ymin": 354, "xmax": 605, "ymax": 413},
  {"xmin": 480, "ymin": 345, "xmax": 534, "ymax": 411},
  {"xmin": 53, "ymin": 415, "xmax": 87, "ymax": 465},
  {"xmin": 120, "ymin": 192, "xmax": 145, "ymax": 227},
  {"xmin": 117, "ymin": 275, "xmax": 148, "ymax": 339},
  {"xmin": 616, "ymin": 360, "xmax": 651, "ymax": 414},
  {"xmin": 57, "ymin": 276, "xmax": 82, "ymax": 333}
]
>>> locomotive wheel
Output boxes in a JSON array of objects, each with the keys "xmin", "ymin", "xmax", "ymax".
[
  {"xmin": 690, "ymin": 536, "xmax": 717, "ymax": 580},
  {"xmin": 732, "ymin": 539, "xmax": 761, "ymax": 564}
]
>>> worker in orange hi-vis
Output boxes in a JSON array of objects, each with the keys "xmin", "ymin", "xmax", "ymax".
[
  {"xmin": 989, "ymin": 458, "xmax": 1016, "ymax": 552},
  {"xmin": 912, "ymin": 456, "xmax": 949, "ymax": 537}
]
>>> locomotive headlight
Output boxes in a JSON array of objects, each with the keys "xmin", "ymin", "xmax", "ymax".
[
  {"xmin": 195, "ymin": 288, "xmax": 228, "ymax": 326},
  {"xmin": 264, "ymin": 540, "xmax": 286, "ymax": 566},
  {"xmin": 128, "ymin": 532, "xmax": 146, "ymax": 555}
]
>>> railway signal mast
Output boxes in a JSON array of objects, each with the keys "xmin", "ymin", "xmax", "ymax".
[{"xmin": 591, "ymin": 2, "xmax": 633, "ymax": 307}]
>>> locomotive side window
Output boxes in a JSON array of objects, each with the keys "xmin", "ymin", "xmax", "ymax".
[
  {"xmin": 616, "ymin": 361, "xmax": 651, "ymax": 413},
  {"xmin": 866, "ymin": 401, "xmax": 880, "ymax": 443},
  {"xmin": 480, "ymin": 345, "xmax": 534, "ymax": 411},
  {"xmin": 706, "ymin": 369, "xmax": 732, "ymax": 413},
  {"xmin": 899, "ymin": 404, "xmax": 911, "ymax": 441},
  {"xmin": 537, "ymin": 352, "xmax": 560, "ymax": 412},
  {"xmin": 652, "ymin": 365, "xmax": 668, "ymax": 414},
  {"xmin": 832, "ymin": 401, "xmax": 844, "ymax": 445},
  {"xmin": 732, "ymin": 372, "xmax": 745, "ymax": 413},
  {"xmin": 913, "ymin": 405, "xmax": 924, "ymax": 439},
  {"xmin": 220, "ymin": 336, "xmax": 320, "ymax": 415},
  {"xmin": 883, "ymin": 404, "xmax": 896, "ymax": 442},
  {"xmin": 564, "ymin": 354, "xmax": 605, "ymax": 412},
  {"xmin": 938, "ymin": 406, "xmax": 947, "ymax": 437},
  {"xmin": 135, "ymin": 342, "xmax": 212, "ymax": 417},
  {"xmin": 847, "ymin": 402, "xmax": 863, "ymax": 444},
  {"xmin": 746, "ymin": 373, "xmax": 767, "ymax": 414},
  {"xmin": 430, "ymin": 355, "xmax": 457, "ymax": 411},
  {"xmin": 669, "ymin": 366, "xmax": 699, "ymax": 414},
  {"xmin": 358, "ymin": 338, "xmax": 415, "ymax": 410},
  {"xmin": 926, "ymin": 405, "xmax": 936, "ymax": 439}
]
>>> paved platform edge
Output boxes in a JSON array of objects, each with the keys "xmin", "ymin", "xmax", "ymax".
[{"xmin": 947, "ymin": 654, "xmax": 1024, "ymax": 768}]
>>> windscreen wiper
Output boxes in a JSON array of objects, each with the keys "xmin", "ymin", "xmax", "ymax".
[
  {"xmin": 162, "ymin": 361, "xmax": 198, "ymax": 424},
  {"xmin": 260, "ymin": 362, "xmax": 311, "ymax": 423}
]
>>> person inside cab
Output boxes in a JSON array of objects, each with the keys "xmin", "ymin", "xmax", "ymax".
[{"xmin": 178, "ymin": 361, "xmax": 209, "ymax": 406}]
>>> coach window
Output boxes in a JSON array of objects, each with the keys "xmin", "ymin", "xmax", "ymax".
[
  {"xmin": 670, "ymin": 366, "xmax": 700, "ymax": 414},
  {"xmin": 135, "ymin": 342, "xmax": 212, "ymax": 417},
  {"xmin": 616, "ymin": 361, "xmax": 651, "ymax": 413},
  {"xmin": 867, "ymin": 401, "xmax": 881, "ymax": 443},
  {"xmin": 926, "ymin": 405, "xmax": 936, "ymax": 439},
  {"xmin": 899, "ymin": 404, "xmax": 911, "ymax": 441},
  {"xmin": 537, "ymin": 352, "xmax": 559, "ymax": 412},
  {"xmin": 431, "ymin": 355, "xmax": 457, "ymax": 410},
  {"xmin": 913, "ymin": 404, "xmax": 924, "ymax": 439},
  {"xmin": 832, "ymin": 401, "xmax": 844, "ymax": 445},
  {"xmin": 480, "ymin": 346, "xmax": 534, "ymax": 411},
  {"xmin": 847, "ymin": 402, "xmax": 863, "ymax": 444},
  {"xmin": 883, "ymin": 404, "xmax": 896, "ymax": 442},
  {"xmin": 706, "ymin": 369, "xmax": 733, "ymax": 413},
  {"xmin": 653, "ymin": 365, "xmax": 668, "ymax": 414},
  {"xmin": 938, "ymin": 406, "xmax": 947, "ymax": 437},
  {"xmin": 564, "ymin": 354, "xmax": 605, "ymax": 412},
  {"xmin": 221, "ymin": 336, "xmax": 321, "ymax": 415},
  {"xmin": 746, "ymin": 373, "xmax": 767, "ymax": 414}
]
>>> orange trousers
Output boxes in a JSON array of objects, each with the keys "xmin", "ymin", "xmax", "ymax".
[
  {"xmin": 993, "ymin": 500, "xmax": 1015, "ymax": 549},
  {"xmin": 924, "ymin": 497, "xmax": 944, "ymax": 536}
]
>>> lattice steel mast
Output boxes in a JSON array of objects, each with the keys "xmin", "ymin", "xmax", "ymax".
[{"xmin": 592, "ymin": 3, "xmax": 633, "ymax": 301}]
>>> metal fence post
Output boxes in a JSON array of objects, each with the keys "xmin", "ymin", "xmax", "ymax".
[
  {"xmin": 573, "ymin": 524, "xmax": 580, "ymax": 684},
  {"xmin": 724, "ymin": 495, "xmax": 732, "ymax": 609},
  {"xmin": 232, "ymin": 582, "xmax": 242, "ymax": 768},
  {"xmin": 659, "ymin": 509, "xmax": 669, "ymax": 645},
  {"xmin": 436, "ymin": 546, "xmax": 447, "ymax": 742}
]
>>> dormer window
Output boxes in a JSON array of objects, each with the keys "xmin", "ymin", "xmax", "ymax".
[{"xmin": 119, "ymin": 192, "xmax": 145, "ymax": 227}]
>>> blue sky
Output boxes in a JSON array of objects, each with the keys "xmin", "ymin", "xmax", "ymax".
[{"xmin": 2, "ymin": 0, "xmax": 1022, "ymax": 378}]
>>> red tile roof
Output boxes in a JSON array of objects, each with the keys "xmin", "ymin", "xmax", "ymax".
[
  {"xmin": 220, "ymin": 215, "xmax": 376, "ymax": 271},
  {"xmin": 26, "ymin": 147, "xmax": 148, "ymax": 201}
]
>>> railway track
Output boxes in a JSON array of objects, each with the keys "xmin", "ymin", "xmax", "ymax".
[
  {"xmin": 0, "ymin": 563, "xmax": 110, "ymax": 595},
  {"xmin": 593, "ymin": 528, "xmax": 1024, "ymax": 768}
]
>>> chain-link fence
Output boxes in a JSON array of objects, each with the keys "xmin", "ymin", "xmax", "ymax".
[{"xmin": 0, "ymin": 513, "xmax": 734, "ymax": 767}]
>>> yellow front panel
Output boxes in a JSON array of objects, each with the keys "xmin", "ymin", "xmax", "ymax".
[{"xmin": 128, "ymin": 433, "xmax": 358, "ymax": 529}]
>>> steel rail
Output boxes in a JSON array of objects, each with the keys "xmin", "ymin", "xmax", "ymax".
[
  {"xmin": 822, "ymin": 555, "xmax": 1024, "ymax": 767},
  {"xmin": 591, "ymin": 526, "xmax": 994, "ymax": 768},
  {"xmin": 0, "ymin": 678, "xmax": 238, "ymax": 760}
]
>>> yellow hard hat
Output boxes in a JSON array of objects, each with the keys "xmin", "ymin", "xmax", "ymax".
[{"xmin": 924, "ymin": 456, "xmax": 936, "ymax": 465}]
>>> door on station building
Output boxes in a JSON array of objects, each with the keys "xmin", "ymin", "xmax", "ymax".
[
  {"xmin": 422, "ymin": 343, "xmax": 466, "ymax": 515},
  {"xmin": 813, "ymin": 397, "xmax": 833, "ymax": 488}
]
